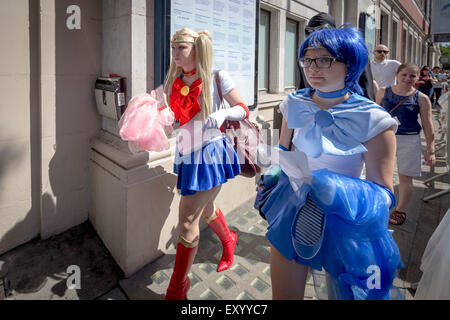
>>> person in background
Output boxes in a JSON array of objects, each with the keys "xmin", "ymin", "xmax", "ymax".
[
  {"xmin": 431, "ymin": 66, "xmax": 447, "ymax": 111},
  {"xmin": 371, "ymin": 44, "xmax": 401, "ymax": 88},
  {"xmin": 416, "ymin": 66, "xmax": 436, "ymax": 101},
  {"xmin": 296, "ymin": 12, "xmax": 377, "ymax": 101},
  {"xmin": 445, "ymin": 69, "xmax": 450, "ymax": 93},
  {"xmin": 376, "ymin": 63, "xmax": 435, "ymax": 226},
  {"xmin": 446, "ymin": 69, "xmax": 450, "ymax": 94}
]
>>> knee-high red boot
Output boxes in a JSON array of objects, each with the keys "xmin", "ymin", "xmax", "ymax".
[
  {"xmin": 164, "ymin": 236, "xmax": 198, "ymax": 300},
  {"xmin": 206, "ymin": 208, "xmax": 238, "ymax": 272}
]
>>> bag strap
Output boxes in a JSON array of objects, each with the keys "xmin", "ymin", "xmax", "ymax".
[
  {"xmin": 214, "ymin": 70, "xmax": 224, "ymax": 103},
  {"xmin": 389, "ymin": 90, "xmax": 417, "ymax": 114},
  {"xmin": 288, "ymin": 129, "xmax": 294, "ymax": 151}
]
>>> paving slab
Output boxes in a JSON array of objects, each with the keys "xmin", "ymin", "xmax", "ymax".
[
  {"xmin": 0, "ymin": 222, "xmax": 123, "ymax": 300},
  {"xmin": 119, "ymin": 202, "xmax": 277, "ymax": 300}
]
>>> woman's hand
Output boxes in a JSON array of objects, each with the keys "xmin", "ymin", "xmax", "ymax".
[
  {"xmin": 424, "ymin": 150, "xmax": 436, "ymax": 166},
  {"xmin": 203, "ymin": 109, "xmax": 227, "ymax": 129},
  {"xmin": 203, "ymin": 105, "xmax": 247, "ymax": 129}
]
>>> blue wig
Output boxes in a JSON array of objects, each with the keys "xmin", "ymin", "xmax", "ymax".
[{"xmin": 298, "ymin": 26, "xmax": 368, "ymax": 96}]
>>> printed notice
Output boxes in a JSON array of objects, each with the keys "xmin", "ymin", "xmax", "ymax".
[{"xmin": 170, "ymin": 0, "xmax": 257, "ymax": 106}]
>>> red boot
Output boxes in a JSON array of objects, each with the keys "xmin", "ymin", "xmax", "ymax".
[
  {"xmin": 164, "ymin": 236, "xmax": 198, "ymax": 300},
  {"xmin": 206, "ymin": 208, "xmax": 238, "ymax": 272}
]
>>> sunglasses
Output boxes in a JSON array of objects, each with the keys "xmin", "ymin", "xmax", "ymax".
[{"xmin": 376, "ymin": 50, "xmax": 389, "ymax": 54}]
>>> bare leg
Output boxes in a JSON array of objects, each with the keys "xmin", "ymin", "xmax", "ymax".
[
  {"xmin": 270, "ymin": 245, "xmax": 309, "ymax": 300},
  {"xmin": 178, "ymin": 186, "xmax": 221, "ymax": 243},
  {"xmin": 165, "ymin": 186, "xmax": 221, "ymax": 300},
  {"xmin": 201, "ymin": 192, "xmax": 219, "ymax": 222},
  {"xmin": 396, "ymin": 173, "xmax": 413, "ymax": 212}
]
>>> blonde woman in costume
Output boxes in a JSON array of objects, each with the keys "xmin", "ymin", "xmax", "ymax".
[{"xmin": 163, "ymin": 28, "xmax": 250, "ymax": 300}]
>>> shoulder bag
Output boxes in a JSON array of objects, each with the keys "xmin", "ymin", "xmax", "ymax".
[{"xmin": 214, "ymin": 71, "xmax": 263, "ymax": 177}]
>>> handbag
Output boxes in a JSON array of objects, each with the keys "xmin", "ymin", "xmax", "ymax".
[{"xmin": 214, "ymin": 71, "xmax": 263, "ymax": 177}]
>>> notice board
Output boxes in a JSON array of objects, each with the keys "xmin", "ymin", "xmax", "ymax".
[
  {"xmin": 155, "ymin": 0, "xmax": 259, "ymax": 108},
  {"xmin": 432, "ymin": 0, "xmax": 450, "ymax": 42}
]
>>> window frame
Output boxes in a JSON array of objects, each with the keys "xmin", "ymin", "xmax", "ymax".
[
  {"xmin": 284, "ymin": 18, "xmax": 299, "ymax": 89},
  {"xmin": 392, "ymin": 19, "xmax": 398, "ymax": 60},
  {"xmin": 258, "ymin": 9, "xmax": 270, "ymax": 91}
]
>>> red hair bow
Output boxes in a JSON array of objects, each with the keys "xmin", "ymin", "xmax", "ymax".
[{"xmin": 169, "ymin": 77, "xmax": 202, "ymax": 126}]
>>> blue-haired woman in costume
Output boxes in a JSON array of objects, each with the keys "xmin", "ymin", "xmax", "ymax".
[{"xmin": 259, "ymin": 26, "xmax": 403, "ymax": 300}]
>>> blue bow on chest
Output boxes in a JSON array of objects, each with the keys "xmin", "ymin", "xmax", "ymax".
[{"xmin": 286, "ymin": 90, "xmax": 385, "ymax": 158}]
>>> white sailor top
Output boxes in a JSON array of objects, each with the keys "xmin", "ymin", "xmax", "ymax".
[{"xmin": 280, "ymin": 88, "xmax": 398, "ymax": 179}]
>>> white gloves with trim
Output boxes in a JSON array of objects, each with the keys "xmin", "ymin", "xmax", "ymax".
[{"xmin": 203, "ymin": 105, "xmax": 247, "ymax": 129}]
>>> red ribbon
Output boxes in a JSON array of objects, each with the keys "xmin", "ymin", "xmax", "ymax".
[{"xmin": 169, "ymin": 77, "xmax": 202, "ymax": 126}]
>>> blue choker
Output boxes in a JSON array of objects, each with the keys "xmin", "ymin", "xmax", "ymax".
[{"xmin": 316, "ymin": 88, "xmax": 349, "ymax": 98}]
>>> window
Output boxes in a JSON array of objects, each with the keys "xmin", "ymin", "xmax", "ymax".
[
  {"xmin": 419, "ymin": 41, "xmax": 423, "ymax": 66},
  {"xmin": 409, "ymin": 33, "xmax": 413, "ymax": 62},
  {"xmin": 422, "ymin": 42, "xmax": 427, "ymax": 66},
  {"xmin": 402, "ymin": 28, "xmax": 407, "ymax": 62},
  {"xmin": 380, "ymin": 12, "xmax": 389, "ymax": 46},
  {"xmin": 392, "ymin": 21, "xmax": 398, "ymax": 60},
  {"xmin": 284, "ymin": 19, "xmax": 298, "ymax": 88},
  {"xmin": 258, "ymin": 10, "xmax": 270, "ymax": 90},
  {"xmin": 424, "ymin": 0, "xmax": 430, "ymax": 19}
]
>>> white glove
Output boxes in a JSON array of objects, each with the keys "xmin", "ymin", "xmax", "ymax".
[{"xmin": 203, "ymin": 105, "xmax": 247, "ymax": 129}]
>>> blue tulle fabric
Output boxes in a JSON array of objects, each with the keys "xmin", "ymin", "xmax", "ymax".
[
  {"xmin": 260, "ymin": 168, "xmax": 403, "ymax": 300},
  {"xmin": 174, "ymin": 137, "xmax": 241, "ymax": 196},
  {"xmin": 309, "ymin": 169, "xmax": 403, "ymax": 300}
]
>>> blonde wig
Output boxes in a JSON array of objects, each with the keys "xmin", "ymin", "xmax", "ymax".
[{"xmin": 164, "ymin": 28, "xmax": 214, "ymax": 120}]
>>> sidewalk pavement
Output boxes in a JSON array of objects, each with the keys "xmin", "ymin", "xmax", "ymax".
[{"xmin": 1, "ymin": 104, "xmax": 448, "ymax": 300}]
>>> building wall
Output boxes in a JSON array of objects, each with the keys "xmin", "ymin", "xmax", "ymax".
[
  {"xmin": 40, "ymin": 0, "xmax": 102, "ymax": 239},
  {"xmin": 398, "ymin": 0, "xmax": 429, "ymax": 33},
  {"xmin": 379, "ymin": 0, "xmax": 434, "ymax": 66},
  {"xmin": 258, "ymin": 0, "xmax": 330, "ymax": 133},
  {"xmin": 0, "ymin": 0, "xmax": 102, "ymax": 254},
  {"xmin": 0, "ymin": 0, "xmax": 40, "ymax": 254}
]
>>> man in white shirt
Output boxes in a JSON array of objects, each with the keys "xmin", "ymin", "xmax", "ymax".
[{"xmin": 371, "ymin": 44, "xmax": 401, "ymax": 88}]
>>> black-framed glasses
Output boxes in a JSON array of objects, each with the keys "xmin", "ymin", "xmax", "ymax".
[
  {"xmin": 376, "ymin": 50, "xmax": 389, "ymax": 54},
  {"xmin": 298, "ymin": 57, "xmax": 337, "ymax": 69}
]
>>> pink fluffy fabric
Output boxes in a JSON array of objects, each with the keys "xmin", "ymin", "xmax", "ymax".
[{"xmin": 119, "ymin": 86, "xmax": 174, "ymax": 153}]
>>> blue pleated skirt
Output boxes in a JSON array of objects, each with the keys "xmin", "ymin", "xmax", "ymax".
[{"xmin": 174, "ymin": 137, "xmax": 241, "ymax": 196}]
